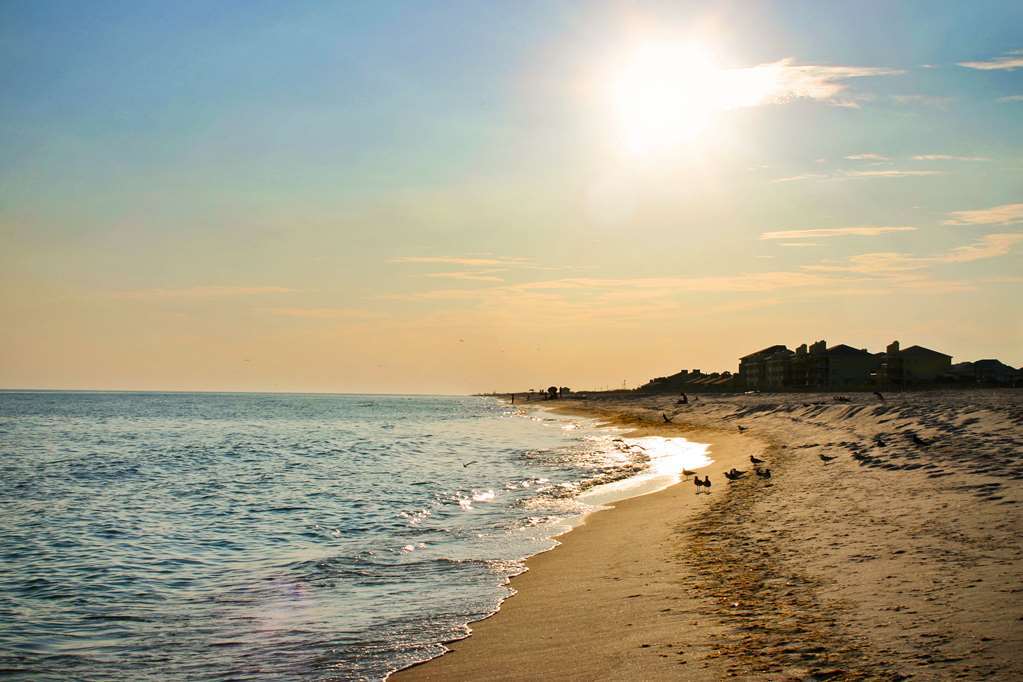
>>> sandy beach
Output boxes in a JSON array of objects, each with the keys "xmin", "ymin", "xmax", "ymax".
[{"xmin": 395, "ymin": 390, "xmax": 1023, "ymax": 680}]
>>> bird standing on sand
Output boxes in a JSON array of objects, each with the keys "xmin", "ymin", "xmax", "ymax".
[
  {"xmin": 750, "ymin": 455, "xmax": 764, "ymax": 465},
  {"xmin": 703, "ymin": 476, "xmax": 711, "ymax": 492},
  {"xmin": 681, "ymin": 467, "xmax": 696, "ymax": 479},
  {"xmin": 662, "ymin": 413, "xmax": 673, "ymax": 423},
  {"xmin": 737, "ymin": 425, "xmax": 746, "ymax": 432},
  {"xmin": 819, "ymin": 454, "xmax": 836, "ymax": 462},
  {"xmin": 756, "ymin": 468, "xmax": 772, "ymax": 479},
  {"xmin": 694, "ymin": 477, "xmax": 704, "ymax": 494}
]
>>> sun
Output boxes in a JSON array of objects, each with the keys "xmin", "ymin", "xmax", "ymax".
[{"xmin": 605, "ymin": 40, "xmax": 778, "ymax": 157}]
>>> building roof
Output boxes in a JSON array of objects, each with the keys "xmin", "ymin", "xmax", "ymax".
[
  {"xmin": 901, "ymin": 345, "xmax": 952, "ymax": 359},
  {"xmin": 827, "ymin": 344, "xmax": 872, "ymax": 356},
  {"xmin": 972, "ymin": 359, "xmax": 1019, "ymax": 373},
  {"xmin": 740, "ymin": 345, "xmax": 789, "ymax": 361}
]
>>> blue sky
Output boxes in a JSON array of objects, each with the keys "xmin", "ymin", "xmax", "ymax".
[{"xmin": 1, "ymin": 1, "xmax": 1021, "ymax": 392}]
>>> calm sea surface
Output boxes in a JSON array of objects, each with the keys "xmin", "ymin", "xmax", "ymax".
[{"xmin": 0, "ymin": 392, "xmax": 708, "ymax": 680}]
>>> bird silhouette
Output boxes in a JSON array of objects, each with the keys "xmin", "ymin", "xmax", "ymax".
[
  {"xmin": 737, "ymin": 425, "xmax": 747, "ymax": 432},
  {"xmin": 750, "ymin": 455, "xmax": 765, "ymax": 465},
  {"xmin": 756, "ymin": 468, "xmax": 772, "ymax": 479},
  {"xmin": 662, "ymin": 413, "xmax": 673, "ymax": 423},
  {"xmin": 694, "ymin": 477, "xmax": 704, "ymax": 494},
  {"xmin": 703, "ymin": 476, "xmax": 711, "ymax": 491},
  {"xmin": 681, "ymin": 468, "xmax": 697, "ymax": 479},
  {"xmin": 819, "ymin": 454, "xmax": 836, "ymax": 462},
  {"xmin": 724, "ymin": 468, "xmax": 746, "ymax": 481},
  {"xmin": 910, "ymin": 433, "xmax": 930, "ymax": 446}
]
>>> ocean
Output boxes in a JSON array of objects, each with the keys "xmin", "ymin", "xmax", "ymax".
[{"xmin": 0, "ymin": 392, "xmax": 709, "ymax": 680}]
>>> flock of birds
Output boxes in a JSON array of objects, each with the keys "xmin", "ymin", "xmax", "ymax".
[{"xmin": 685, "ymin": 451, "xmax": 774, "ymax": 495}]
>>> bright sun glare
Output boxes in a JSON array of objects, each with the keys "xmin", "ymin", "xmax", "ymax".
[{"xmin": 607, "ymin": 41, "xmax": 779, "ymax": 157}]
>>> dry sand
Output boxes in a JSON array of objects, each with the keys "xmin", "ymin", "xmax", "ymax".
[{"xmin": 395, "ymin": 390, "xmax": 1023, "ymax": 680}]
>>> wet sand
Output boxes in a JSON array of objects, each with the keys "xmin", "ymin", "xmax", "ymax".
[{"xmin": 395, "ymin": 390, "xmax": 1023, "ymax": 680}]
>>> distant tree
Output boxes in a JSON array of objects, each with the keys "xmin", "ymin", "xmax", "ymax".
[{"xmin": 547, "ymin": 385, "xmax": 558, "ymax": 399}]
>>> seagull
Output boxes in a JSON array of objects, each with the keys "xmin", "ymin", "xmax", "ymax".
[
  {"xmin": 724, "ymin": 469, "xmax": 746, "ymax": 481},
  {"xmin": 756, "ymin": 468, "xmax": 772, "ymax": 479},
  {"xmin": 463, "ymin": 460, "xmax": 478, "ymax": 467},
  {"xmin": 694, "ymin": 477, "xmax": 704, "ymax": 494},
  {"xmin": 703, "ymin": 476, "xmax": 712, "ymax": 492},
  {"xmin": 819, "ymin": 454, "xmax": 836, "ymax": 462},
  {"xmin": 750, "ymin": 455, "xmax": 765, "ymax": 465},
  {"xmin": 681, "ymin": 467, "xmax": 697, "ymax": 479}
]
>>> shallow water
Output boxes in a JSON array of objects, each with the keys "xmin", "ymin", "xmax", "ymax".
[{"xmin": 0, "ymin": 392, "xmax": 708, "ymax": 680}]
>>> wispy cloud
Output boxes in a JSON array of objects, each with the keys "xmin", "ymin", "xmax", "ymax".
[
  {"xmin": 803, "ymin": 233, "xmax": 1023, "ymax": 273},
  {"xmin": 943, "ymin": 203, "xmax": 1023, "ymax": 226},
  {"xmin": 997, "ymin": 95, "xmax": 1023, "ymax": 103},
  {"xmin": 847, "ymin": 170, "xmax": 944, "ymax": 178},
  {"xmin": 266, "ymin": 307, "xmax": 381, "ymax": 319},
  {"xmin": 767, "ymin": 61, "xmax": 903, "ymax": 107},
  {"xmin": 958, "ymin": 49, "xmax": 1023, "ymax": 71},
  {"xmin": 110, "ymin": 286, "xmax": 297, "ymax": 300},
  {"xmin": 779, "ymin": 242, "xmax": 818, "ymax": 247},
  {"xmin": 771, "ymin": 173, "xmax": 830, "ymax": 183},
  {"xmin": 424, "ymin": 270, "xmax": 506, "ymax": 283},
  {"xmin": 941, "ymin": 233, "xmax": 1023, "ymax": 263},
  {"xmin": 845, "ymin": 153, "xmax": 890, "ymax": 161},
  {"xmin": 911, "ymin": 154, "xmax": 989, "ymax": 161},
  {"xmin": 761, "ymin": 226, "xmax": 917, "ymax": 240},
  {"xmin": 388, "ymin": 256, "xmax": 526, "ymax": 267},
  {"xmin": 774, "ymin": 169, "xmax": 943, "ymax": 183}
]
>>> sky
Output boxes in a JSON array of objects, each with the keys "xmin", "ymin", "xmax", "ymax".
[{"xmin": 1, "ymin": 0, "xmax": 1021, "ymax": 394}]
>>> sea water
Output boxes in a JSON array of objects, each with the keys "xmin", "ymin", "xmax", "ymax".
[{"xmin": 0, "ymin": 392, "xmax": 709, "ymax": 680}]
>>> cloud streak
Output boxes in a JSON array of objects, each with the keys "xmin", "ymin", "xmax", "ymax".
[
  {"xmin": 761, "ymin": 226, "xmax": 917, "ymax": 240},
  {"xmin": 803, "ymin": 233, "xmax": 1023, "ymax": 273},
  {"xmin": 110, "ymin": 286, "xmax": 298, "ymax": 300},
  {"xmin": 943, "ymin": 203, "xmax": 1023, "ymax": 226},
  {"xmin": 958, "ymin": 49, "xmax": 1023, "ymax": 71},
  {"xmin": 845, "ymin": 153, "xmax": 889, "ymax": 161},
  {"xmin": 847, "ymin": 170, "xmax": 944, "ymax": 178},
  {"xmin": 388, "ymin": 256, "xmax": 526, "ymax": 267},
  {"xmin": 765, "ymin": 61, "xmax": 903, "ymax": 107},
  {"xmin": 911, "ymin": 154, "xmax": 988, "ymax": 161}
]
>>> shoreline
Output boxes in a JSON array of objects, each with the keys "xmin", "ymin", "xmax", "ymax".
[
  {"xmin": 395, "ymin": 390, "xmax": 1023, "ymax": 680},
  {"xmin": 394, "ymin": 402, "xmax": 762, "ymax": 680}
]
